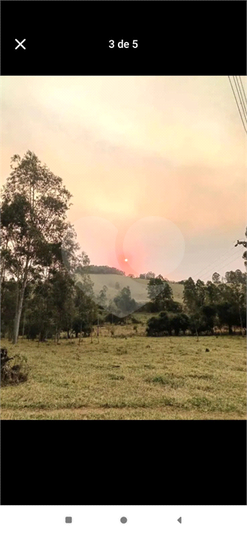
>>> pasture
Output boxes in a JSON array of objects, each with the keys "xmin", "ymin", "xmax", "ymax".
[
  {"xmin": 1, "ymin": 326, "xmax": 246, "ymax": 420},
  {"xmin": 77, "ymin": 274, "xmax": 184, "ymax": 308}
]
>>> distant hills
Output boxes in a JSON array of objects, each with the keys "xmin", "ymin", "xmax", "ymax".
[{"xmin": 76, "ymin": 271, "xmax": 184, "ymax": 307}]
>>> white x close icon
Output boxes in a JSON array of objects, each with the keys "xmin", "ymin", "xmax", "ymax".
[{"xmin": 15, "ymin": 39, "xmax": 26, "ymax": 50}]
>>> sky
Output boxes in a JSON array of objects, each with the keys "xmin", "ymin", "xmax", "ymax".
[{"xmin": 1, "ymin": 76, "xmax": 246, "ymax": 281}]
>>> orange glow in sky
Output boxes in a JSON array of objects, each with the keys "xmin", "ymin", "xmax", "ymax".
[{"xmin": 1, "ymin": 76, "xmax": 246, "ymax": 280}]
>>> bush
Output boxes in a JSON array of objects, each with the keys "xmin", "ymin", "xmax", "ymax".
[
  {"xmin": 146, "ymin": 312, "xmax": 170, "ymax": 336},
  {"xmin": 146, "ymin": 312, "xmax": 190, "ymax": 336},
  {"xmin": 1, "ymin": 348, "xmax": 29, "ymax": 386},
  {"xmin": 130, "ymin": 316, "xmax": 141, "ymax": 324},
  {"xmin": 169, "ymin": 313, "xmax": 190, "ymax": 335}
]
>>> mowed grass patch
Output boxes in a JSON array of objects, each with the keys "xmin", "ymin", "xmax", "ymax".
[{"xmin": 1, "ymin": 335, "xmax": 246, "ymax": 419}]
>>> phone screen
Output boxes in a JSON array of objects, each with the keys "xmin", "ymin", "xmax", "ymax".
[{"xmin": 0, "ymin": 1, "xmax": 246, "ymax": 533}]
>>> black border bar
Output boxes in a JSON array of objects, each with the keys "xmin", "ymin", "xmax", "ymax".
[
  {"xmin": 1, "ymin": 1, "xmax": 246, "ymax": 75},
  {"xmin": 1, "ymin": 420, "xmax": 246, "ymax": 505}
]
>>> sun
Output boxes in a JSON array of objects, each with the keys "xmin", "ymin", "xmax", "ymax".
[{"xmin": 124, "ymin": 258, "xmax": 128, "ymax": 262}]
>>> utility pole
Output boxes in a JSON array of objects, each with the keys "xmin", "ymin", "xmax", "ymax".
[{"xmin": 235, "ymin": 227, "xmax": 247, "ymax": 267}]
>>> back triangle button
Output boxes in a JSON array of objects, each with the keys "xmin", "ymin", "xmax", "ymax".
[{"xmin": 177, "ymin": 517, "xmax": 182, "ymax": 524}]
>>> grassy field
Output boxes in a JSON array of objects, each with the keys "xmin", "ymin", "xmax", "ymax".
[{"xmin": 1, "ymin": 326, "xmax": 246, "ymax": 420}]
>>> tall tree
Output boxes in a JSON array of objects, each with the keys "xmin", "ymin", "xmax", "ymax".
[
  {"xmin": 183, "ymin": 277, "xmax": 197, "ymax": 313},
  {"xmin": 147, "ymin": 278, "xmax": 173, "ymax": 311},
  {"xmin": 113, "ymin": 286, "xmax": 137, "ymax": 316},
  {"xmin": 1, "ymin": 151, "xmax": 74, "ymax": 343}
]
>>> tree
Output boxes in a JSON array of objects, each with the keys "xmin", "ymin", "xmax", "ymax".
[
  {"xmin": 183, "ymin": 278, "xmax": 205, "ymax": 312},
  {"xmin": 96, "ymin": 285, "xmax": 108, "ymax": 309},
  {"xmin": 200, "ymin": 305, "xmax": 217, "ymax": 334},
  {"xmin": 146, "ymin": 271, "xmax": 156, "ymax": 279},
  {"xmin": 183, "ymin": 277, "xmax": 197, "ymax": 313},
  {"xmin": 216, "ymin": 302, "xmax": 238, "ymax": 334},
  {"xmin": 166, "ymin": 300, "xmax": 183, "ymax": 313},
  {"xmin": 79, "ymin": 265, "xmax": 124, "ymax": 275},
  {"xmin": 1, "ymin": 151, "xmax": 75, "ymax": 343},
  {"xmin": 113, "ymin": 286, "xmax": 137, "ymax": 316},
  {"xmin": 225, "ymin": 271, "xmax": 237, "ymax": 284},
  {"xmin": 212, "ymin": 272, "xmax": 220, "ymax": 284},
  {"xmin": 50, "ymin": 270, "xmax": 76, "ymax": 342},
  {"xmin": 146, "ymin": 311, "xmax": 170, "ymax": 337},
  {"xmin": 195, "ymin": 280, "xmax": 205, "ymax": 307},
  {"xmin": 147, "ymin": 278, "xmax": 173, "ymax": 311},
  {"xmin": 205, "ymin": 281, "xmax": 220, "ymax": 305},
  {"xmin": 169, "ymin": 313, "xmax": 190, "ymax": 336},
  {"xmin": 216, "ymin": 276, "xmax": 246, "ymax": 333},
  {"xmin": 234, "ymin": 269, "xmax": 245, "ymax": 284},
  {"xmin": 147, "ymin": 278, "xmax": 165, "ymax": 300},
  {"xmin": 73, "ymin": 282, "xmax": 98, "ymax": 338},
  {"xmin": 1, "ymin": 279, "xmax": 17, "ymax": 339}
]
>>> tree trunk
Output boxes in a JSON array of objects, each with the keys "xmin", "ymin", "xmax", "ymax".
[
  {"xmin": 239, "ymin": 305, "xmax": 243, "ymax": 336},
  {"xmin": 22, "ymin": 310, "xmax": 26, "ymax": 338},
  {"xmin": 13, "ymin": 281, "xmax": 27, "ymax": 344},
  {"xmin": 56, "ymin": 329, "xmax": 60, "ymax": 344},
  {"xmin": 13, "ymin": 257, "xmax": 29, "ymax": 345}
]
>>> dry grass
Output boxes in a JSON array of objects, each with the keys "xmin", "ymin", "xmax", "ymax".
[{"xmin": 1, "ymin": 332, "xmax": 246, "ymax": 420}]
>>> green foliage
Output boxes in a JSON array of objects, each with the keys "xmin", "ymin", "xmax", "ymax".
[
  {"xmin": 146, "ymin": 311, "xmax": 170, "ymax": 336},
  {"xmin": 147, "ymin": 278, "xmax": 173, "ymax": 312},
  {"xmin": 1, "ymin": 348, "xmax": 29, "ymax": 386},
  {"xmin": 183, "ymin": 271, "xmax": 246, "ymax": 334},
  {"xmin": 1, "ymin": 280, "xmax": 16, "ymax": 339},
  {"xmin": 146, "ymin": 311, "xmax": 190, "ymax": 337},
  {"xmin": 96, "ymin": 285, "xmax": 108, "ymax": 308},
  {"xmin": 212, "ymin": 272, "xmax": 220, "ymax": 284},
  {"xmin": 112, "ymin": 286, "xmax": 137, "ymax": 317},
  {"xmin": 1, "ymin": 151, "xmax": 77, "ymax": 343},
  {"xmin": 79, "ymin": 265, "xmax": 125, "ymax": 275},
  {"xmin": 169, "ymin": 313, "xmax": 190, "ymax": 335}
]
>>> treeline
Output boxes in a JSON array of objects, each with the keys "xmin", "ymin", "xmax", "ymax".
[
  {"xmin": 80, "ymin": 265, "xmax": 125, "ymax": 275},
  {"xmin": 146, "ymin": 270, "xmax": 246, "ymax": 336}
]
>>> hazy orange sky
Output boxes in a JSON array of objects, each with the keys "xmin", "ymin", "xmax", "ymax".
[{"xmin": 1, "ymin": 76, "xmax": 246, "ymax": 281}]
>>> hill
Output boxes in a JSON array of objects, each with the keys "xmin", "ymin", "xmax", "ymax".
[{"xmin": 75, "ymin": 273, "xmax": 184, "ymax": 308}]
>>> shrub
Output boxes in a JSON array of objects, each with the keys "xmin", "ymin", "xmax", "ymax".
[
  {"xmin": 146, "ymin": 312, "xmax": 170, "ymax": 336},
  {"xmin": 146, "ymin": 312, "xmax": 190, "ymax": 336},
  {"xmin": 1, "ymin": 348, "xmax": 29, "ymax": 386}
]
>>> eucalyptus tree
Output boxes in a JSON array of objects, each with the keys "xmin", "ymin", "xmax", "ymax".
[{"xmin": 1, "ymin": 151, "xmax": 76, "ymax": 343}]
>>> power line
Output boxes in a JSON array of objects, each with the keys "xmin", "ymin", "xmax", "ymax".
[
  {"xmin": 228, "ymin": 76, "xmax": 247, "ymax": 134},
  {"xmin": 196, "ymin": 252, "xmax": 243, "ymax": 283},
  {"xmin": 233, "ymin": 76, "xmax": 247, "ymax": 123},
  {"xmin": 191, "ymin": 245, "xmax": 238, "ymax": 280},
  {"xmin": 239, "ymin": 76, "xmax": 247, "ymax": 107},
  {"xmin": 234, "ymin": 76, "xmax": 247, "ymax": 120},
  {"xmin": 192, "ymin": 249, "xmax": 242, "ymax": 282}
]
